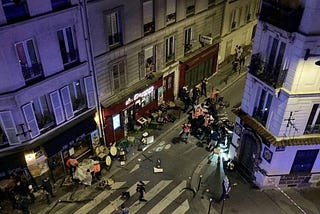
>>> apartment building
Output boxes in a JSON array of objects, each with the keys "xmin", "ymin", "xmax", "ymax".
[
  {"xmin": 219, "ymin": 0, "xmax": 259, "ymax": 63},
  {"xmin": 0, "ymin": 0, "xmax": 99, "ymax": 183},
  {"xmin": 230, "ymin": 0, "xmax": 320, "ymax": 188},
  {"xmin": 85, "ymin": 0, "xmax": 225, "ymax": 145}
]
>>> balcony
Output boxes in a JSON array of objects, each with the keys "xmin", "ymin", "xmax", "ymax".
[
  {"xmin": 186, "ymin": 5, "xmax": 195, "ymax": 17},
  {"xmin": 144, "ymin": 22, "xmax": 155, "ymax": 36},
  {"xmin": 248, "ymin": 53, "xmax": 288, "ymax": 89},
  {"xmin": 3, "ymin": 0, "xmax": 30, "ymax": 23},
  {"xmin": 166, "ymin": 13, "xmax": 176, "ymax": 25},
  {"xmin": 51, "ymin": 0, "xmax": 71, "ymax": 10},
  {"xmin": 259, "ymin": 0, "xmax": 303, "ymax": 32}
]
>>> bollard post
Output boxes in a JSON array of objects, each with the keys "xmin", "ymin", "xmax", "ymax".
[{"xmin": 197, "ymin": 175, "xmax": 202, "ymax": 191}]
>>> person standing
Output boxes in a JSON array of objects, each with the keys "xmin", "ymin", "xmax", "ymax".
[
  {"xmin": 136, "ymin": 181, "xmax": 147, "ymax": 202},
  {"xmin": 118, "ymin": 204, "xmax": 129, "ymax": 214},
  {"xmin": 218, "ymin": 176, "xmax": 231, "ymax": 203},
  {"xmin": 201, "ymin": 77, "xmax": 208, "ymax": 97}
]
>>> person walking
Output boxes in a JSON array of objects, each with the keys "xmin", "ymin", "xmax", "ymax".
[
  {"xmin": 136, "ymin": 181, "xmax": 147, "ymax": 202},
  {"xmin": 232, "ymin": 59, "xmax": 239, "ymax": 73},
  {"xmin": 118, "ymin": 204, "xmax": 129, "ymax": 214},
  {"xmin": 201, "ymin": 77, "xmax": 208, "ymax": 97}
]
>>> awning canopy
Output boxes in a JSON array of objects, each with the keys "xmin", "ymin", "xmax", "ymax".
[
  {"xmin": 232, "ymin": 108, "xmax": 320, "ymax": 147},
  {"xmin": 43, "ymin": 117, "xmax": 97, "ymax": 157}
]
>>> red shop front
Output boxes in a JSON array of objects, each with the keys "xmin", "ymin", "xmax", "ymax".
[
  {"xmin": 179, "ymin": 44, "xmax": 219, "ymax": 90},
  {"xmin": 102, "ymin": 78, "xmax": 162, "ymax": 146}
]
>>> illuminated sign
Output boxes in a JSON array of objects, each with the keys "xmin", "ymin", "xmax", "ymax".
[
  {"xmin": 134, "ymin": 86, "xmax": 154, "ymax": 101},
  {"xmin": 199, "ymin": 35, "xmax": 213, "ymax": 45}
]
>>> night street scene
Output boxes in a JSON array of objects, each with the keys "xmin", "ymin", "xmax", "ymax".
[{"xmin": 1, "ymin": 0, "xmax": 320, "ymax": 213}]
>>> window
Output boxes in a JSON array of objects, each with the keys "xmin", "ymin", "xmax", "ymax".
[
  {"xmin": 0, "ymin": 124, "xmax": 8, "ymax": 146},
  {"xmin": 0, "ymin": 111, "xmax": 19, "ymax": 145},
  {"xmin": 33, "ymin": 95, "xmax": 55, "ymax": 130},
  {"xmin": 106, "ymin": 10, "xmax": 122, "ymax": 48},
  {"xmin": 57, "ymin": 26, "xmax": 78, "ymax": 67},
  {"xmin": 143, "ymin": 0, "xmax": 154, "ymax": 35},
  {"xmin": 69, "ymin": 80, "xmax": 86, "ymax": 113},
  {"xmin": 253, "ymin": 88, "xmax": 273, "ymax": 125},
  {"xmin": 51, "ymin": 0, "xmax": 70, "ymax": 10},
  {"xmin": 166, "ymin": 0, "xmax": 176, "ymax": 25},
  {"xmin": 267, "ymin": 37, "xmax": 286, "ymax": 70},
  {"xmin": 184, "ymin": 27, "xmax": 192, "ymax": 53},
  {"xmin": 305, "ymin": 104, "xmax": 320, "ymax": 134},
  {"xmin": 165, "ymin": 35, "xmax": 175, "ymax": 63},
  {"xmin": 185, "ymin": 0, "xmax": 195, "ymax": 17},
  {"xmin": 112, "ymin": 61, "xmax": 126, "ymax": 91},
  {"xmin": 145, "ymin": 46, "xmax": 155, "ymax": 74},
  {"xmin": 245, "ymin": 4, "xmax": 251, "ymax": 22},
  {"xmin": 15, "ymin": 39, "xmax": 43, "ymax": 82},
  {"xmin": 2, "ymin": 0, "xmax": 29, "ymax": 23},
  {"xmin": 229, "ymin": 9, "xmax": 239, "ymax": 31},
  {"xmin": 291, "ymin": 150, "xmax": 319, "ymax": 174}
]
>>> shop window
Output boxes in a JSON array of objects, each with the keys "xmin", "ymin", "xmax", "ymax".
[
  {"xmin": 70, "ymin": 136, "xmax": 91, "ymax": 159},
  {"xmin": 165, "ymin": 35, "xmax": 175, "ymax": 63},
  {"xmin": 2, "ymin": 0, "xmax": 29, "ymax": 23},
  {"xmin": 57, "ymin": 26, "xmax": 79, "ymax": 68},
  {"xmin": 143, "ymin": 0, "xmax": 154, "ymax": 35},
  {"xmin": 166, "ymin": 0, "xmax": 176, "ymax": 25},
  {"xmin": 15, "ymin": 39, "xmax": 43, "ymax": 83},
  {"xmin": 105, "ymin": 9, "xmax": 123, "ymax": 49},
  {"xmin": 291, "ymin": 150, "xmax": 319, "ymax": 174},
  {"xmin": 113, "ymin": 114, "xmax": 121, "ymax": 130},
  {"xmin": 304, "ymin": 104, "xmax": 320, "ymax": 134}
]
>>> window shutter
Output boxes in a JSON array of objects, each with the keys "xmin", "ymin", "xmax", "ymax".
[
  {"xmin": 138, "ymin": 51, "xmax": 145, "ymax": 79},
  {"xmin": 0, "ymin": 111, "xmax": 20, "ymax": 145},
  {"xmin": 144, "ymin": 46, "xmax": 153, "ymax": 59},
  {"xmin": 50, "ymin": 91, "xmax": 66, "ymax": 125},
  {"xmin": 143, "ymin": 0, "xmax": 153, "ymax": 24},
  {"xmin": 84, "ymin": 76, "xmax": 97, "ymax": 108},
  {"xmin": 60, "ymin": 86, "xmax": 74, "ymax": 120},
  {"xmin": 166, "ymin": 0, "xmax": 176, "ymax": 15},
  {"xmin": 22, "ymin": 104, "xmax": 40, "ymax": 138}
]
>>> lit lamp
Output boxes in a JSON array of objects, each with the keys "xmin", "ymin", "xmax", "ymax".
[
  {"xmin": 25, "ymin": 152, "xmax": 36, "ymax": 164},
  {"xmin": 94, "ymin": 112, "xmax": 100, "ymax": 125},
  {"xmin": 304, "ymin": 48, "xmax": 320, "ymax": 66}
]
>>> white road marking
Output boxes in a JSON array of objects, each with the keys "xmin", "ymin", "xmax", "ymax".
[
  {"xmin": 98, "ymin": 181, "xmax": 149, "ymax": 214},
  {"xmin": 172, "ymin": 199, "xmax": 190, "ymax": 214},
  {"xmin": 276, "ymin": 186, "xmax": 307, "ymax": 214},
  {"xmin": 73, "ymin": 181, "xmax": 126, "ymax": 214},
  {"xmin": 147, "ymin": 180, "xmax": 187, "ymax": 214},
  {"xmin": 129, "ymin": 180, "xmax": 173, "ymax": 214},
  {"xmin": 129, "ymin": 164, "xmax": 140, "ymax": 174}
]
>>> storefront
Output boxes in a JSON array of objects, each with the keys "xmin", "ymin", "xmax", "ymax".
[
  {"xmin": 42, "ymin": 116, "xmax": 98, "ymax": 181},
  {"xmin": 179, "ymin": 44, "xmax": 219, "ymax": 89},
  {"xmin": 102, "ymin": 76, "xmax": 162, "ymax": 146}
]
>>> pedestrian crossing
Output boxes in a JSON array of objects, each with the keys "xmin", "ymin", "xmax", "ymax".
[{"xmin": 72, "ymin": 179, "xmax": 190, "ymax": 214}]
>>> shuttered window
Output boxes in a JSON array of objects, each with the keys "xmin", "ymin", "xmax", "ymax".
[
  {"xmin": 0, "ymin": 111, "xmax": 19, "ymax": 145},
  {"xmin": 22, "ymin": 104, "xmax": 40, "ymax": 138},
  {"xmin": 84, "ymin": 76, "xmax": 97, "ymax": 108},
  {"xmin": 60, "ymin": 86, "xmax": 74, "ymax": 120},
  {"xmin": 50, "ymin": 91, "xmax": 66, "ymax": 125}
]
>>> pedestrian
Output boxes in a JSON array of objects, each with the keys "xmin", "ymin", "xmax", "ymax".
[
  {"xmin": 136, "ymin": 181, "xmax": 147, "ymax": 202},
  {"xmin": 192, "ymin": 86, "xmax": 200, "ymax": 105},
  {"xmin": 66, "ymin": 156, "xmax": 79, "ymax": 179},
  {"xmin": 217, "ymin": 176, "xmax": 231, "ymax": 203},
  {"xmin": 118, "ymin": 204, "xmax": 129, "ymax": 214},
  {"xmin": 232, "ymin": 59, "xmax": 239, "ymax": 73},
  {"xmin": 239, "ymin": 54, "xmax": 245, "ymax": 70},
  {"xmin": 201, "ymin": 77, "xmax": 208, "ymax": 97},
  {"xmin": 42, "ymin": 177, "xmax": 54, "ymax": 204}
]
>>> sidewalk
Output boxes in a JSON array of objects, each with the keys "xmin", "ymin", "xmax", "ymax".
[{"xmin": 28, "ymin": 53, "xmax": 248, "ymax": 214}]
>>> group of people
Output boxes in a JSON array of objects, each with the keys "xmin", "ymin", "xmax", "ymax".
[{"xmin": 232, "ymin": 45, "xmax": 246, "ymax": 74}]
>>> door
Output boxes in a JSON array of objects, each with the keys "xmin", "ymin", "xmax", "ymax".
[
  {"xmin": 163, "ymin": 72, "xmax": 174, "ymax": 102},
  {"xmin": 238, "ymin": 134, "xmax": 258, "ymax": 178}
]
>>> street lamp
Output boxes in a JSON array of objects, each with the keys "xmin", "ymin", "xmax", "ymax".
[{"xmin": 208, "ymin": 197, "xmax": 213, "ymax": 214}]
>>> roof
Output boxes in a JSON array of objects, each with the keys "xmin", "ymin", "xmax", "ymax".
[{"xmin": 232, "ymin": 108, "xmax": 320, "ymax": 147}]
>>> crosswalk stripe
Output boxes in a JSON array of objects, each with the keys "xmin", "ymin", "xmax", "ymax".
[
  {"xmin": 147, "ymin": 180, "xmax": 187, "ymax": 214},
  {"xmin": 98, "ymin": 181, "xmax": 149, "ymax": 214},
  {"xmin": 73, "ymin": 181, "xmax": 126, "ymax": 214},
  {"xmin": 172, "ymin": 199, "xmax": 190, "ymax": 214},
  {"xmin": 129, "ymin": 180, "xmax": 173, "ymax": 214}
]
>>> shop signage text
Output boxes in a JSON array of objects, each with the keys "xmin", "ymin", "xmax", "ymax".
[{"xmin": 199, "ymin": 35, "xmax": 213, "ymax": 45}]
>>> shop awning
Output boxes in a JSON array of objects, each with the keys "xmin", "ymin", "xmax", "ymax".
[
  {"xmin": 43, "ymin": 117, "xmax": 97, "ymax": 157},
  {"xmin": 101, "ymin": 71, "xmax": 163, "ymax": 108},
  {"xmin": 0, "ymin": 152, "xmax": 27, "ymax": 172},
  {"xmin": 232, "ymin": 108, "xmax": 320, "ymax": 147}
]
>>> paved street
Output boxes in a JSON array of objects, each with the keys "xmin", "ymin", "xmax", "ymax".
[{"xmin": 22, "ymin": 54, "xmax": 320, "ymax": 214}]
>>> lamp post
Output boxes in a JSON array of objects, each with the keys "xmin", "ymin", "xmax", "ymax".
[{"xmin": 208, "ymin": 197, "xmax": 213, "ymax": 214}]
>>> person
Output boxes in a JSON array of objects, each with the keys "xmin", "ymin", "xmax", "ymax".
[
  {"xmin": 42, "ymin": 177, "xmax": 54, "ymax": 204},
  {"xmin": 232, "ymin": 59, "xmax": 239, "ymax": 73},
  {"xmin": 201, "ymin": 77, "xmax": 208, "ymax": 97},
  {"xmin": 66, "ymin": 156, "xmax": 79, "ymax": 178},
  {"xmin": 192, "ymin": 86, "xmax": 200, "ymax": 105},
  {"xmin": 118, "ymin": 204, "xmax": 129, "ymax": 214},
  {"xmin": 136, "ymin": 181, "xmax": 147, "ymax": 202},
  {"xmin": 180, "ymin": 122, "xmax": 191, "ymax": 143},
  {"xmin": 239, "ymin": 54, "xmax": 246, "ymax": 71},
  {"xmin": 218, "ymin": 176, "xmax": 231, "ymax": 203}
]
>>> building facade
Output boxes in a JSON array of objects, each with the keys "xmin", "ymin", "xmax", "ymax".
[
  {"xmin": 85, "ymin": 0, "xmax": 225, "ymax": 145},
  {"xmin": 0, "ymin": 0, "xmax": 100, "ymax": 183},
  {"xmin": 218, "ymin": 0, "xmax": 260, "ymax": 64},
  {"xmin": 230, "ymin": 0, "xmax": 320, "ymax": 188}
]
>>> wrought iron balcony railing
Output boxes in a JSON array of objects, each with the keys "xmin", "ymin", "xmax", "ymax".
[
  {"xmin": 304, "ymin": 124, "xmax": 320, "ymax": 134},
  {"xmin": 259, "ymin": 0, "xmax": 303, "ymax": 32},
  {"xmin": 21, "ymin": 62, "xmax": 43, "ymax": 82},
  {"xmin": 249, "ymin": 53, "xmax": 288, "ymax": 89}
]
